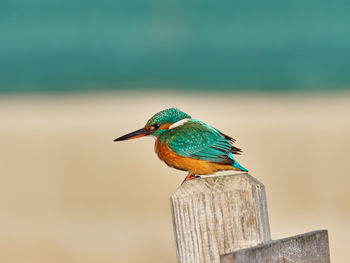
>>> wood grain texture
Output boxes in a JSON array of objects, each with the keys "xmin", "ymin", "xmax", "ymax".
[
  {"xmin": 220, "ymin": 230, "xmax": 330, "ymax": 263},
  {"xmin": 170, "ymin": 173, "xmax": 271, "ymax": 263}
]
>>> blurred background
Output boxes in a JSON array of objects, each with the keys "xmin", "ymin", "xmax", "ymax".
[{"xmin": 1, "ymin": 0, "xmax": 349, "ymax": 262}]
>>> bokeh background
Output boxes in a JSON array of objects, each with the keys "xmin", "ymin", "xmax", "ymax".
[{"xmin": 1, "ymin": 1, "xmax": 350, "ymax": 262}]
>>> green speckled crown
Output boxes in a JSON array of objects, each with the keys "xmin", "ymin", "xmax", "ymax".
[{"xmin": 145, "ymin": 108, "xmax": 191, "ymax": 127}]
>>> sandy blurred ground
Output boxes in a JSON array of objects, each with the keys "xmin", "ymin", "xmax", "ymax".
[{"xmin": 0, "ymin": 91, "xmax": 349, "ymax": 263}]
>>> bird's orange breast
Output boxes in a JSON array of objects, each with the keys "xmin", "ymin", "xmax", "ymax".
[{"xmin": 154, "ymin": 137, "xmax": 237, "ymax": 175}]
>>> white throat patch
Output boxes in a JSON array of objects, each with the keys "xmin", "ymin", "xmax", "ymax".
[{"xmin": 169, "ymin": 118, "xmax": 191, "ymax": 129}]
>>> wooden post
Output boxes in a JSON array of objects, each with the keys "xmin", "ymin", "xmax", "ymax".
[
  {"xmin": 220, "ymin": 230, "xmax": 330, "ymax": 263},
  {"xmin": 170, "ymin": 173, "xmax": 271, "ymax": 263}
]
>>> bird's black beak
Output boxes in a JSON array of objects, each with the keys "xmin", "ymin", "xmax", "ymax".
[{"xmin": 114, "ymin": 128, "xmax": 150, "ymax": 142}]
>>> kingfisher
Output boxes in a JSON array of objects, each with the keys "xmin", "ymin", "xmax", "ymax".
[{"xmin": 114, "ymin": 108, "xmax": 248, "ymax": 182}]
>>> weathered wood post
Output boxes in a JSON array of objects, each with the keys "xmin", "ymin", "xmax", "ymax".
[
  {"xmin": 170, "ymin": 173, "xmax": 271, "ymax": 263},
  {"xmin": 170, "ymin": 173, "xmax": 331, "ymax": 263}
]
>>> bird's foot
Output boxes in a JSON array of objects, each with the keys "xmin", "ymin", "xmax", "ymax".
[{"xmin": 181, "ymin": 173, "xmax": 200, "ymax": 185}]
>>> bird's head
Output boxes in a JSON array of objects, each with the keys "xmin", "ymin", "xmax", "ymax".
[{"xmin": 114, "ymin": 108, "xmax": 191, "ymax": 141}]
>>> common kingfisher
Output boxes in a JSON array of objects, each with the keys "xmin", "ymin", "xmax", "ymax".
[{"xmin": 114, "ymin": 108, "xmax": 248, "ymax": 182}]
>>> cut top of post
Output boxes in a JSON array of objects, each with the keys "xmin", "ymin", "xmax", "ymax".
[{"xmin": 172, "ymin": 173, "xmax": 265, "ymax": 198}]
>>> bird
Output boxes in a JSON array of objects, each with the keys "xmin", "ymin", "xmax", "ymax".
[{"xmin": 114, "ymin": 108, "xmax": 248, "ymax": 182}]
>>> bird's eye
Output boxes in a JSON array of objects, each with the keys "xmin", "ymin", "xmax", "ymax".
[{"xmin": 151, "ymin": 124, "xmax": 160, "ymax": 130}]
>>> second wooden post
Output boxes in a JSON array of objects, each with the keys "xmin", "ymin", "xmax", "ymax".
[{"xmin": 170, "ymin": 173, "xmax": 271, "ymax": 263}]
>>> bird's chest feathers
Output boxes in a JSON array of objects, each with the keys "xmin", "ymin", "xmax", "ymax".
[
  {"xmin": 154, "ymin": 137, "xmax": 187, "ymax": 169},
  {"xmin": 155, "ymin": 137, "xmax": 173, "ymax": 162},
  {"xmin": 154, "ymin": 136, "xmax": 201, "ymax": 172}
]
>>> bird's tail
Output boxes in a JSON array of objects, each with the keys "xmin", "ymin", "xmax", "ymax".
[
  {"xmin": 228, "ymin": 152, "xmax": 248, "ymax": 172},
  {"xmin": 233, "ymin": 161, "xmax": 248, "ymax": 172}
]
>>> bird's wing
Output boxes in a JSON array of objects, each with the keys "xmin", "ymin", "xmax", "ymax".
[{"xmin": 166, "ymin": 120, "xmax": 241, "ymax": 164}]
